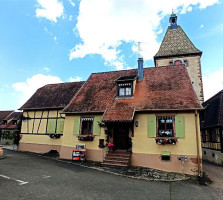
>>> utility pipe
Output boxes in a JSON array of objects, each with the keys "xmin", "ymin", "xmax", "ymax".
[{"xmin": 195, "ymin": 110, "xmax": 202, "ymax": 176}]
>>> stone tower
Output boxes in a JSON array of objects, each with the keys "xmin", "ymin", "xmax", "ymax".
[{"xmin": 154, "ymin": 13, "xmax": 204, "ymax": 104}]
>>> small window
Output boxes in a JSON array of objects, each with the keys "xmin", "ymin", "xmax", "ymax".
[
  {"xmin": 3, "ymin": 120, "xmax": 7, "ymax": 125},
  {"xmin": 157, "ymin": 116, "xmax": 174, "ymax": 137},
  {"xmin": 169, "ymin": 61, "xmax": 173, "ymax": 66},
  {"xmin": 13, "ymin": 120, "xmax": 17, "ymax": 125},
  {"xmin": 81, "ymin": 118, "xmax": 93, "ymax": 135},
  {"xmin": 174, "ymin": 60, "xmax": 182, "ymax": 65},
  {"xmin": 184, "ymin": 60, "xmax": 188, "ymax": 67},
  {"xmin": 161, "ymin": 155, "xmax": 170, "ymax": 161}
]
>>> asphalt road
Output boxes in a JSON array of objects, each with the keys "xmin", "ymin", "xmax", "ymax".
[{"xmin": 0, "ymin": 150, "xmax": 217, "ymax": 200}]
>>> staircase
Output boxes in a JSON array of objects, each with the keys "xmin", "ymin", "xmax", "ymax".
[{"xmin": 103, "ymin": 150, "xmax": 131, "ymax": 167}]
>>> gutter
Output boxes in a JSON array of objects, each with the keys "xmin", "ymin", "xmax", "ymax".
[{"xmin": 195, "ymin": 110, "xmax": 202, "ymax": 176}]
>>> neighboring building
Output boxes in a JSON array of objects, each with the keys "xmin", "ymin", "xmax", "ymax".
[
  {"xmin": 19, "ymin": 14, "xmax": 203, "ymax": 175},
  {"xmin": 19, "ymin": 82, "xmax": 84, "ymax": 153},
  {"xmin": 200, "ymin": 90, "xmax": 223, "ymax": 165},
  {"xmin": 0, "ymin": 111, "xmax": 22, "ymax": 145},
  {"xmin": 154, "ymin": 13, "xmax": 204, "ymax": 104}
]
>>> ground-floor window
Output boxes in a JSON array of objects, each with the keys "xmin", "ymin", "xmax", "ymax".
[
  {"xmin": 81, "ymin": 118, "xmax": 93, "ymax": 135},
  {"xmin": 157, "ymin": 116, "xmax": 174, "ymax": 137}
]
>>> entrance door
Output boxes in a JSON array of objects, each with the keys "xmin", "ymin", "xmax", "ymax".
[{"xmin": 113, "ymin": 125, "xmax": 129, "ymax": 149}]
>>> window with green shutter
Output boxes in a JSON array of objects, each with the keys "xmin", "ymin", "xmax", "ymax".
[
  {"xmin": 73, "ymin": 116, "xmax": 80, "ymax": 135},
  {"xmin": 147, "ymin": 115, "xmax": 156, "ymax": 137},
  {"xmin": 175, "ymin": 116, "xmax": 185, "ymax": 138},
  {"xmin": 47, "ymin": 119, "xmax": 56, "ymax": 134},
  {"xmin": 56, "ymin": 118, "xmax": 64, "ymax": 134},
  {"xmin": 93, "ymin": 116, "xmax": 101, "ymax": 136}
]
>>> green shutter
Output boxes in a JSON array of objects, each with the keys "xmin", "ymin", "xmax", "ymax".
[
  {"xmin": 73, "ymin": 116, "xmax": 80, "ymax": 135},
  {"xmin": 175, "ymin": 116, "xmax": 185, "ymax": 138},
  {"xmin": 148, "ymin": 115, "xmax": 156, "ymax": 138},
  {"xmin": 56, "ymin": 118, "xmax": 64, "ymax": 134},
  {"xmin": 93, "ymin": 116, "xmax": 101, "ymax": 136},
  {"xmin": 47, "ymin": 119, "xmax": 56, "ymax": 134}
]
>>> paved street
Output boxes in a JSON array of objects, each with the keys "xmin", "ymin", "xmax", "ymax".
[
  {"xmin": 0, "ymin": 150, "xmax": 217, "ymax": 200},
  {"xmin": 203, "ymin": 161, "xmax": 223, "ymax": 200}
]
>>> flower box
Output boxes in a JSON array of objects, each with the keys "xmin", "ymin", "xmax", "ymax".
[
  {"xmin": 155, "ymin": 138, "xmax": 177, "ymax": 145},
  {"xmin": 77, "ymin": 135, "xmax": 94, "ymax": 141}
]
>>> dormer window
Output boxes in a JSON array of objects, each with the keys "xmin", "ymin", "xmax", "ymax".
[
  {"xmin": 115, "ymin": 75, "xmax": 137, "ymax": 99},
  {"xmin": 13, "ymin": 120, "xmax": 17, "ymax": 125},
  {"xmin": 3, "ymin": 120, "xmax": 7, "ymax": 125},
  {"xmin": 118, "ymin": 84, "xmax": 132, "ymax": 97}
]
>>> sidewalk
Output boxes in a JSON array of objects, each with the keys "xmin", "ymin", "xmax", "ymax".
[
  {"xmin": 1, "ymin": 144, "xmax": 18, "ymax": 150},
  {"xmin": 203, "ymin": 161, "xmax": 223, "ymax": 200}
]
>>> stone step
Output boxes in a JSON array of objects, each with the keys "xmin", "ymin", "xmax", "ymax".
[
  {"xmin": 102, "ymin": 162, "xmax": 128, "ymax": 167},
  {"xmin": 107, "ymin": 152, "xmax": 131, "ymax": 157},
  {"xmin": 104, "ymin": 159, "xmax": 129, "ymax": 164},
  {"xmin": 105, "ymin": 156, "xmax": 130, "ymax": 160}
]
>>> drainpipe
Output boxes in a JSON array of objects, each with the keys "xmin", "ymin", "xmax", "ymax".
[{"xmin": 195, "ymin": 110, "xmax": 202, "ymax": 176}]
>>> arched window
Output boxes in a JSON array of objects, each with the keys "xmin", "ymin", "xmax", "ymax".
[{"xmin": 174, "ymin": 60, "xmax": 182, "ymax": 65}]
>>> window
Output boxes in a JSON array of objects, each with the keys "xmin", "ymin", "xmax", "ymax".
[
  {"xmin": 184, "ymin": 60, "xmax": 188, "ymax": 67},
  {"xmin": 161, "ymin": 155, "xmax": 171, "ymax": 161},
  {"xmin": 13, "ymin": 120, "xmax": 17, "ymax": 125},
  {"xmin": 118, "ymin": 83, "xmax": 132, "ymax": 97},
  {"xmin": 3, "ymin": 120, "xmax": 7, "ymax": 125},
  {"xmin": 81, "ymin": 118, "xmax": 93, "ymax": 135},
  {"xmin": 157, "ymin": 116, "xmax": 174, "ymax": 137},
  {"xmin": 169, "ymin": 61, "xmax": 173, "ymax": 66},
  {"xmin": 174, "ymin": 60, "xmax": 182, "ymax": 65}
]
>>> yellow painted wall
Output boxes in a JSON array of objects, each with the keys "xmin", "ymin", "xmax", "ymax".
[
  {"xmin": 133, "ymin": 113, "xmax": 202, "ymax": 156},
  {"xmin": 20, "ymin": 110, "xmax": 64, "ymax": 146},
  {"xmin": 62, "ymin": 115, "xmax": 106, "ymax": 150}
]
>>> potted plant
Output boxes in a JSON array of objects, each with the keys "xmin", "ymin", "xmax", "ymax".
[{"xmin": 108, "ymin": 142, "xmax": 115, "ymax": 151}]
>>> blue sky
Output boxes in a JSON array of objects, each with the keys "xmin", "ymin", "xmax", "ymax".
[{"xmin": 0, "ymin": 0, "xmax": 223, "ymax": 110}]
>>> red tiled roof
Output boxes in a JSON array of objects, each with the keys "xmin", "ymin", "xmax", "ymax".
[
  {"xmin": 0, "ymin": 111, "xmax": 22, "ymax": 130},
  {"xmin": 0, "ymin": 110, "xmax": 13, "ymax": 122},
  {"xmin": 19, "ymin": 82, "xmax": 85, "ymax": 110},
  {"xmin": 63, "ymin": 66, "xmax": 201, "ymax": 121},
  {"xmin": 103, "ymin": 102, "xmax": 135, "ymax": 122}
]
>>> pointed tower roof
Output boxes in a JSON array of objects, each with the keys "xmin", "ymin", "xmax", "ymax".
[{"xmin": 154, "ymin": 15, "xmax": 202, "ymax": 59}]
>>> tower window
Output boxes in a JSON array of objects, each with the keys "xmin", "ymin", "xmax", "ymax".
[{"xmin": 174, "ymin": 60, "xmax": 182, "ymax": 65}]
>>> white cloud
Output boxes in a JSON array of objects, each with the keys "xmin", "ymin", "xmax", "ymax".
[
  {"xmin": 43, "ymin": 67, "xmax": 50, "ymax": 71},
  {"xmin": 68, "ymin": 0, "xmax": 75, "ymax": 7},
  {"xmin": 13, "ymin": 74, "xmax": 63, "ymax": 108},
  {"xmin": 36, "ymin": 0, "xmax": 64, "ymax": 23},
  {"xmin": 69, "ymin": 0, "xmax": 218, "ymax": 70},
  {"xmin": 69, "ymin": 76, "xmax": 82, "ymax": 82},
  {"xmin": 203, "ymin": 67, "xmax": 223, "ymax": 101},
  {"xmin": 200, "ymin": 24, "xmax": 204, "ymax": 29}
]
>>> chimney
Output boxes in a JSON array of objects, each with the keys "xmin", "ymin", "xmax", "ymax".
[{"xmin": 138, "ymin": 58, "xmax": 144, "ymax": 80}]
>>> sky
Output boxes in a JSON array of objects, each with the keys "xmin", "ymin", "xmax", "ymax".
[{"xmin": 0, "ymin": 0, "xmax": 223, "ymax": 110}]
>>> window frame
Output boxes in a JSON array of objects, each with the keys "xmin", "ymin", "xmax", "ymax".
[
  {"xmin": 116, "ymin": 82, "xmax": 133, "ymax": 98},
  {"xmin": 156, "ymin": 116, "xmax": 175, "ymax": 138},
  {"xmin": 80, "ymin": 117, "xmax": 94, "ymax": 135}
]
